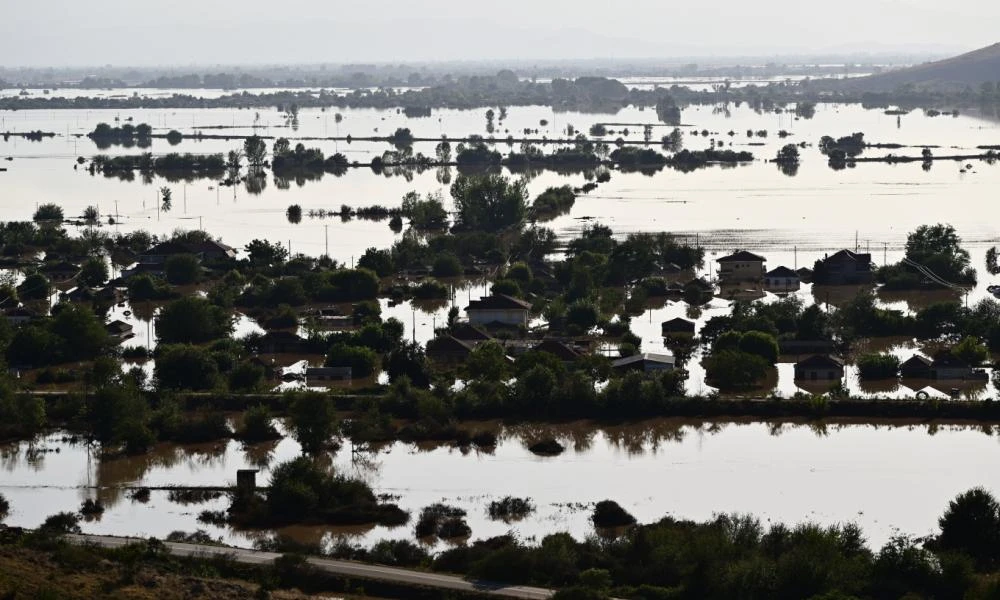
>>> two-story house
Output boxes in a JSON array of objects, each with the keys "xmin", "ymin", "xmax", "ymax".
[
  {"xmin": 717, "ymin": 251, "xmax": 766, "ymax": 284},
  {"xmin": 812, "ymin": 249, "xmax": 874, "ymax": 285}
]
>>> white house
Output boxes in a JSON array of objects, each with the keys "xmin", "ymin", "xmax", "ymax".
[
  {"xmin": 465, "ymin": 294, "xmax": 532, "ymax": 327},
  {"xmin": 764, "ymin": 266, "xmax": 801, "ymax": 292}
]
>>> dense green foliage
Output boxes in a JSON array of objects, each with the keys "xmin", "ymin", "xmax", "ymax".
[
  {"xmin": 155, "ymin": 296, "xmax": 233, "ymax": 344},
  {"xmin": 451, "ymin": 174, "xmax": 528, "ymax": 232},
  {"xmin": 231, "ymin": 456, "xmax": 407, "ymax": 527}
]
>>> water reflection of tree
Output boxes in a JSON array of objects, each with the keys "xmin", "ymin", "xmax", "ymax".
[
  {"xmin": 245, "ymin": 168, "xmax": 267, "ymax": 195},
  {"xmin": 94, "ymin": 441, "xmax": 231, "ymax": 506},
  {"xmin": 435, "ymin": 166, "xmax": 452, "ymax": 185},
  {"xmin": 242, "ymin": 440, "xmax": 279, "ymax": 469}
]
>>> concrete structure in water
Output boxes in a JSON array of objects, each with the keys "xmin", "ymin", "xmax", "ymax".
[{"xmin": 716, "ymin": 251, "xmax": 766, "ymax": 283}]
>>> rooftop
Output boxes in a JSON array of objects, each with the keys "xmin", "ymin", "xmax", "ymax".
[
  {"xmin": 717, "ymin": 250, "xmax": 766, "ymax": 263},
  {"xmin": 795, "ymin": 354, "xmax": 844, "ymax": 369},
  {"xmin": 766, "ymin": 266, "xmax": 799, "ymax": 278},
  {"xmin": 612, "ymin": 352, "xmax": 676, "ymax": 368},
  {"xmin": 466, "ymin": 294, "xmax": 533, "ymax": 311}
]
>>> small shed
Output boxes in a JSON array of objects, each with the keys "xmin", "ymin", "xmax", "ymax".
[
  {"xmin": 661, "ymin": 317, "xmax": 696, "ymax": 338},
  {"xmin": 900, "ymin": 355, "xmax": 933, "ymax": 379},
  {"xmin": 794, "ymin": 355, "xmax": 845, "ymax": 381},
  {"xmin": 105, "ymin": 319, "xmax": 135, "ymax": 343},
  {"xmin": 764, "ymin": 266, "xmax": 801, "ymax": 291}
]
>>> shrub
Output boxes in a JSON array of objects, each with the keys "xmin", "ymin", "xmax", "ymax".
[
  {"xmin": 164, "ymin": 253, "xmax": 201, "ymax": 285},
  {"xmin": 488, "ymin": 496, "xmax": 535, "ymax": 522},
  {"xmin": 79, "ymin": 257, "xmax": 109, "ymax": 286},
  {"xmin": 432, "ymin": 253, "xmax": 463, "ymax": 277},
  {"xmin": 937, "ymin": 487, "xmax": 1000, "ymax": 568},
  {"xmin": 856, "ymin": 353, "xmax": 901, "ymax": 380},
  {"xmin": 368, "ymin": 539, "xmax": 430, "ymax": 567},
  {"xmin": 491, "ymin": 278, "xmax": 522, "ymax": 297},
  {"xmin": 155, "ymin": 344, "xmax": 222, "ymax": 390},
  {"xmin": 705, "ymin": 350, "xmax": 770, "ymax": 390},
  {"xmin": 528, "ymin": 439, "xmax": 565, "ymax": 456},
  {"xmin": 80, "ymin": 498, "xmax": 104, "ymax": 516},
  {"xmin": 155, "ymin": 296, "xmax": 233, "ymax": 344},
  {"xmin": 737, "ymin": 331, "xmax": 780, "ymax": 365},
  {"xmin": 326, "ymin": 344, "xmax": 378, "ymax": 378},
  {"xmin": 415, "ymin": 504, "xmax": 468, "ymax": 539},
  {"xmin": 41, "ymin": 512, "xmax": 81, "ymax": 533},
  {"xmin": 237, "ymin": 405, "xmax": 281, "ymax": 442},
  {"xmin": 592, "ymin": 500, "xmax": 636, "ymax": 528},
  {"xmin": 413, "ymin": 279, "xmax": 449, "ymax": 299},
  {"xmin": 33, "ymin": 203, "xmax": 63, "ymax": 223},
  {"xmin": 566, "ymin": 300, "xmax": 599, "ymax": 331}
]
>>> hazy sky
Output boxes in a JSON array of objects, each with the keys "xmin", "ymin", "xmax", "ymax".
[{"xmin": 3, "ymin": 0, "xmax": 997, "ymax": 66}]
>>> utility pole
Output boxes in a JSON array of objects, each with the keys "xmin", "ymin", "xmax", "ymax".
[
  {"xmin": 794, "ymin": 246, "xmax": 797, "ymax": 270},
  {"xmin": 883, "ymin": 242, "xmax": 888, "ymax": 266},
  {"xmin": 324, "ymin": 225, "xmax": 329, "ymax": 257}
]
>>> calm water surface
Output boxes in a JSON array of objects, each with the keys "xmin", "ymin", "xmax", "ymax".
[{"xmin": 2, "ymin": 422, "xmax": 999, "ymax": 550}]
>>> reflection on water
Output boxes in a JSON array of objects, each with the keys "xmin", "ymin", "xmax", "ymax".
[{"xmin": 3, "ymin": 420, "xmax": 1000, "ymax": 549}]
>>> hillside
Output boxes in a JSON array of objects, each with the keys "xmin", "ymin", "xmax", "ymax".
[{"xmin": 838, "ymin": 42, "xmax": 1000, "ymax": 92}]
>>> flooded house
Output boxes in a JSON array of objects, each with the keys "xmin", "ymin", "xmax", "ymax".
[
  {"xmin": 716, "ymin": 251, "xmax": 766, "ymax": 283},
  {"xmin": 426, "ymin": 335, "xmax": 475, "ymax": 364},
  {"xmin": 812, "ymin": 250, "xmax": 874, "ymax": 285},
  {"xmin": 661, "ymin": 317, "xmax": 696, "ymax": 338},
  {"xmin": 794, "ymin": 355, "xmax": 845, "ymax": 382},
  {"xmin": 258, "ymin": 330, "xmax": 309, "ymax": 354},
  {"xmin": 764, "ymin": 266, "xmax": 801, "ymax": 292},
  {"xmin": 612, "ymin": 352, "xmax": 676, "ymax": 373},
  {"xmin": 4, "ymin": 305, "xmax": 37, "ymax": 326},
  {"xmin": 41, "ymin": 260, "xmax": 81, "ymax": 282},
  {"xmin": 930, "ymin": 354, "xmax": 984, "ymax": 380},
  {"xmin": 465, "ymin": 294, "xmax": 532, "ymax": 327},
  {"xmin": 900, "ymin": 355, "xmax": 933, "ymax": 379},
  {"xmin": 532, "ymin": 340, "xmax": 583, "ymax": 363},
  {"xmin": 449, "ymin": 323, "xmax": 494, "ymax": 343},
  {"xmin": 104, "ymin": 319, "xmax": 134, "ymax": 343}
]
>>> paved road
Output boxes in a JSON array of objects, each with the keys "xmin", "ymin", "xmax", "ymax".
[{"xmin": 66, "ymin": 534, "xmax": 556, "ymax": 599}]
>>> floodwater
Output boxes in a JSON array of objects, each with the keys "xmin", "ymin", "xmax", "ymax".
[
  {"xmin": 4, "ymin": 96, "xmax": 1000, "ymax": 397},
  {"xmin": 2, "ymin": 421, "xmax": 999, "ymax": 550},
  {"xmin": 3, "ymin": 90, "xmax": 1000, "ymax": 549}
]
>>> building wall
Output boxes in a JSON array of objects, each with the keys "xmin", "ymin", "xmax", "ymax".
[
  {"xmin": 933, "ymin": 367, "xmax": 973, "ymax": 380},
  {"xmin": 644, "ymin": 362, "xmax": 675, "ymax": 372},
  {"xmin": 795, "ymin": 368, "xmax": 843, "ymax": 381},
  {"xmin": 765, "ymin": 277, "xmax": 800, "ymax": 290},
  {"xmin": 468, "ymin": 309, "xmax": 527, "ymax": 326},
  {"xmin": 823, "ymin": 261, "xmax": 874, "ymax": 284},
  {"xmin": 719, "ymin": 262, "xmax": 764, "ymax": 282}
]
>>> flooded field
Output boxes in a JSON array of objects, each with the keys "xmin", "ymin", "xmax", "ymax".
[
  {"xmin": 5, "ymin": 98, "xmax": 1000, "ymax": 397},
  {"xmin": 2, "ymin": 421, "xmax": 1000, "ymax": 549},
  {"xmin": 3, "ymin": 88, "xmax": 1000, "ymax": 551}
]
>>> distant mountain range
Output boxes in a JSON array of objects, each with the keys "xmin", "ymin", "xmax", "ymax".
[{"xmin": 839, "ymin": 43, "xmax": 1000, "ymax": 91}]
